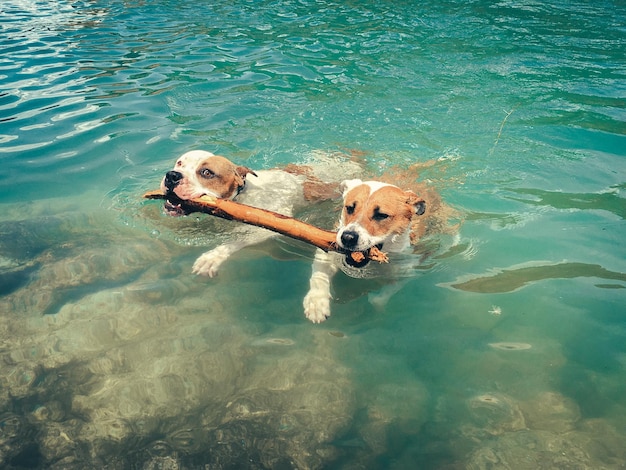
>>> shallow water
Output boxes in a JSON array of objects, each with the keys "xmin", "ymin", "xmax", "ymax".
[{"xmin": 1, "ymin": 0, "xmax": 625, "ymax": 468}]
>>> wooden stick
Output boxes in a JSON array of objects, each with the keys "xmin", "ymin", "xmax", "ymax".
[{"xmin": 144, "ymin": 190, "xmax": 388, "ymax": 262}]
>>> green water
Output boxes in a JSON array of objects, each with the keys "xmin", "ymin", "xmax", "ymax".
[{"xmin": 1, "ymin": 0, "xmax": 625, "ymax": 468}]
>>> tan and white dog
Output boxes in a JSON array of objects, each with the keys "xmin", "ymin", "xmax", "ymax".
[
  {"xmin": 303, "ymin": 179, "xmax": 425, "ymax": 323},
  {"xmin": 161, "ymin": 150, "xmax": 429, "ymax": 323},
  {"xmin": 161, "ymin": 149, "xmax": 311, "ymax": 277}
]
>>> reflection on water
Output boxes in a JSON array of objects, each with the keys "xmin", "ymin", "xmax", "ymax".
[
  {"xmin": 447, "ymin": 261, "xmax": 626, "ymax": 293},
  {"xmin": 489, "ymin": 342, "xmax": 532, "ymax": 351},
  {"xmin": 506, "ymin": 187, "xmax": 626, "ymax": 219}
]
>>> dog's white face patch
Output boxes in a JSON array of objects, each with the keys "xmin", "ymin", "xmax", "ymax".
[
  {"xmin": 337, "ymin": 181, "xmax": 424, "ymax": 252},
  {"xmin": 161, "ymin": 150, "xmax": 250, "ymax": 201}
]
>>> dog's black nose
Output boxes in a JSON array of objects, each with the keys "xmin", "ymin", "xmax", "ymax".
[
  {"xmin": 340, "ymin": 230, "xmax": 359, "ymax": 248},
  {"xmin": 164, "ymin": 170, "xmax": 183, "ymax": 191}
]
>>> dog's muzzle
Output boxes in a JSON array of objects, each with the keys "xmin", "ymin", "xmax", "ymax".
[
  {"xmin": 162, "ymin": 170, "xmax": 188, "ymax": 216},
  {"xmin": 164, "ymin": 170, "xmax": 183, "ymax": 191},
  {"xmin": 339, "ymin": 229, "xmax": 383, "ymax": 268},
  {"xmin": 339, "ymin": 230, "xmax": 367, "ymax": 267}
]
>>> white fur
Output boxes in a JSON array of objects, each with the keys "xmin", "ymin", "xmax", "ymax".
[{"xmin": 341, "ymin": 179, "xmax": 391, "ymax": 195}]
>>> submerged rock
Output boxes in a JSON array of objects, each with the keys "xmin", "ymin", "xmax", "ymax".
[
  {"xmin": 465, "ymin": 393, "xmax": 526, "ymax": 436},
  {"xmin": 466, "ymin": 428, "xmax": 617, "ymax": 470},
  {"xmin": 521, "ymin": 391, "xmax": 580, "ymax": 433}
]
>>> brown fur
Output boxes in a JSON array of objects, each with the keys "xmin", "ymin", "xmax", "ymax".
[
  {"xmin": 341, "ymin": 185, "xmax": 423, "ymax": 239},
  {"xmin": 375, "ymin": 163, "xmax": 461, "ymax": 244},
  {"xmin": 283, "ymin": 163, "xmax": 341, "ymax": 201},
  {"xmin": 165, "ymin": 154, "xmax": 254, "ymax": 201}
]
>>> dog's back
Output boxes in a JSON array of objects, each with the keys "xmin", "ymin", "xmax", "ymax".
[{"xmin": 238, "ymin": 170, "xmax": 305, "ymax": 216}]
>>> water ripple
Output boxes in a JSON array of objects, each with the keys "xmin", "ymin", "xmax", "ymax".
[{"xmin": 2, "ymin": 0, "xmax": 624, "ymax": 200}]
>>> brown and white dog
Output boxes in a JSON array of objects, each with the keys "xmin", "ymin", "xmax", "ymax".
[
  {"xmin": 303, "ymin": 179, "xmax": 425, "ymax": 323},
  {"xmin": 161, "ymin": 149, "xmax": 310, "ymax": 277},
  {"xmin": 161, "ymin": 150, "xmax": 428, "ymax": 323}
]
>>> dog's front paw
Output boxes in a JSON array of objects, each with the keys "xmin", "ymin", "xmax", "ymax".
[
  {"xmin": 192, "ymin": 246, "xmax": 231, "ymax": 277},
  {"xmin": 303, "ymin": 290, "xmax": 331, "ymax": 323}
]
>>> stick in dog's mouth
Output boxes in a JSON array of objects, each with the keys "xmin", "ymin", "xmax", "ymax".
[
  {"xmin": 144, "ymin": 189, "xmax": 389, "ymax": 267},
  {"xmin": 343, "ymin": 244, "xmax": 388, "ymax": 268}
]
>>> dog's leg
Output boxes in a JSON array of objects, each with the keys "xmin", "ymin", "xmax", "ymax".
[
  {"xmin": 192, "ymin": 242, "xmax": 247, "ymax": 277},
  {"xmin": 192, "ymin": 227, "xmax": 276, "ymax": 277},
  {"xmin": 303, "ymin": 249, "xmax": 339, "ymax": 323},
  {"xmin": 368, "ymin": 278, "xmax": 409, "ymax": 311}
]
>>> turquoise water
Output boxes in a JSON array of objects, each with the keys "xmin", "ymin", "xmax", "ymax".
[{"xmin": 1, "ymin": 0, "xmax": 625, "ymax": 468}]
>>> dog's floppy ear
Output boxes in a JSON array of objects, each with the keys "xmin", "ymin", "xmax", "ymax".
[
  {"xmin": 405, "ymin": 190, "xmax": 426, "ymax": 216},
  {"xmin": 339, "ymin": 179, "xmax": 362, "ymax": 196},
  {"xmin": 236, "ymin": 165, "xmax": 258, "ymax": 180}
]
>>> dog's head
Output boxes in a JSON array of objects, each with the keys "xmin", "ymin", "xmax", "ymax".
[
  {"xmin": 160, "ymin": 150, "xmax": 257, "ymax": 216},
  {"xmin": 337, "ymin": 179, "xmax": 426, "ymax": 267}
]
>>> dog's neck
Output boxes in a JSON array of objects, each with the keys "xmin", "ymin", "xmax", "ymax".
[{"xmin": 382, "ymin": 230, "xmax": 413, "ymax": 253}]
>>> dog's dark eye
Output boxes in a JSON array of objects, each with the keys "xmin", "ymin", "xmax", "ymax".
[
  {"xmin": 200, "ymin": 168, "xmax": 215, "ymax": 179},
  {"xmin": 345, "ymin": 203, "xmax": 356, "ymax": 215},
  {"xmin": 372, "ymin": 209, "xmax": 389, "ymax": 221}
]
